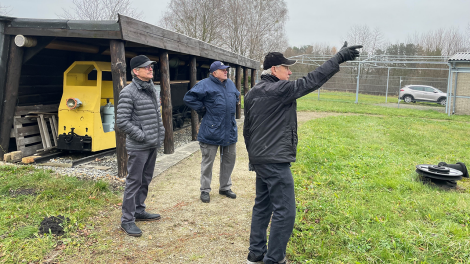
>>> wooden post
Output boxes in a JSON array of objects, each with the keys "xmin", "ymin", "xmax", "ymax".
[
  {"xmin": 189, "ymin": 56, "xmax": 199, "ymax": 141},
  {"xmin": 110, "ymin": 40, "xmax": 128, "ymax": 178},
  {"xmin": 251, "ymin": 69, "xmax": 257, "ymax": 89},
  {"xmin": 0, "ymin": 38, "xmax": 23, "ymax": 158},
  {"xmin": 243, "ymin": 67, "xmax": 249, "ymax": 95},
  {"xmin": 226, "ymin": 63, "xmax": 230, "ymax": 80},
  {"xmin": 235, "ymin": 65, "xmax": 242, "ymax": 119},
  {"xmin": 160, "ymin": 51, "xmax": 174, "ymax": 154}
]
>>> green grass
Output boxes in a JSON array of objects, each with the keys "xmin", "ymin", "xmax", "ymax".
[
  {"xmin": 297, "ymin": 91, "xmax": 470, "ymax": 122},
  {"xmin": 0, "ymin": 166, "xmax": 121, "ymax": 263},
  {"xmin": 289, "ymin": 114, "xmax": 470, "ymax": 263}
]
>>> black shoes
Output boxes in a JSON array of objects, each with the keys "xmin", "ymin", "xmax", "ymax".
[
  {"xmin": 121, "ymin": 222, "xmax": 142, "ymax": 237},
  {"xmin": 201, "ymin": 191, "xmax": 210, "ymax": 203},
  {"xmin": 135, "ymin": 211, "xmax": 161, "ymax": 221},
  {"xmin": 219, "ymin": 189, "xmax": 236, "ymax": 199},
  {"xmin": 265, "ymin": 258, "xmax": 287, "ymax": 264},
  {"xmin": 247, "ymin": 251, "xmax": 264, "ymax": 263}
]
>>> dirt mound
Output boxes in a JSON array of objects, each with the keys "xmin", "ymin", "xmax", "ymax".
[{"xmin": 39, "ymin": 215, "xmax": 70, "ymax": 236}]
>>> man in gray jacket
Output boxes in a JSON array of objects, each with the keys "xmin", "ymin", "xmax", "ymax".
[{"xmin": 116, "ymin": 55, "xmax": 165, "ymax": 237}]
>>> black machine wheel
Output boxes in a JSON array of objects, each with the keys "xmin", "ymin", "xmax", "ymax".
[
  {"xmin": 438, "ymin": 98, "xmax": 446, "ymax": 106},
  {"xmin": 403, "ymin": 95, "xmax": 413, "ymax": 103}
]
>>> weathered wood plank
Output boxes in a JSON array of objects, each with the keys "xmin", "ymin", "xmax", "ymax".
[
  {"xmin": 160, "ymin": 51, "xmax": 174, "ymax": 154},
  {"xmin": 40, "ymin": 115, "xmax": 52, "ymax": 148},
  {"xmin": 189, "ymin": 56, "xmax": 199, "ymax": 141},
  {"xmin": 15, "ymin": 104, "xmax": 59, "ymax": 116},
  {"xmin": 110, "ymin": 40, "xmax": 128, "ymax": 178},
  {"xmin": 17, "ymin": 135, "xmax": 42, "ymax": 146},
  {"xmin": 37, "ymin": 117, "xmax": 47, "ymax": 149},
  {"xmin": 0, "ymin": 38, "xmax": 24, "ymax": 157},
  {"xmin": 20, "ymin": 143, "xmax": 43, "ymax": 157},
  {"xmin": 15, "ymin": 125, "xmax": 40, "ymax": 137},
  {"xmin": 4, "ymin": 27, "xmax": 121, "ymax": 39},
  {"xmin": 48, "ymin": 117, "xmax": 58, "ymax": 146}
]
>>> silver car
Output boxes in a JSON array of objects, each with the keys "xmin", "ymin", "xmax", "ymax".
[{"xmin": 399, "ymin": 85, "xmax": 447, "ymax": 106}]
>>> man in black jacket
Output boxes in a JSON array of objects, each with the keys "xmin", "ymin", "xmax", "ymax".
[{"xmin": 244, "ymin": 42, "xmax": 362, "ymax": 264}]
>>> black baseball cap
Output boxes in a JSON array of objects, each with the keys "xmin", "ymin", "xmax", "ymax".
[
  {"xmin": 263, "ymin": 52, "xmax": 296, "ymax": 70},
  {"xmin": 130, "ymin": 55, "xmax": 155, "ymax": 69},
  {"xmin": 210, "ymin": 61, "xmax": 230, "ymax": 73}
]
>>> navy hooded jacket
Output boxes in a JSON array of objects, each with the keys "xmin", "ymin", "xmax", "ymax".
[{"xmin": 183, "ymin": 75, "xmax": 240, "ymax": 146}]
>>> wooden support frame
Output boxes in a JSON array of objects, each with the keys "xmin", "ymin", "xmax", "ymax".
[
  {"xmin": 0, "ymin": 38, "xmax": 24, "ymax": 158},
  {"xmin": 189, "ymin": 56, "xmax": 199, "ymax": 141},
  {"xmin": 243, "ymin": 67, "xmax": 249, "ymax": 95},
  {"xmin": 160, "ymin": 50, "xmax": 174, "ymax": 154},
  {"xmin": 235, "ymin": 65, "xmax": 242, "ymax": 119},
  {"xmin": 251, "ymin": 69, "xmax": 257, "ymax": 89},
  {"xmin": 110, "ymin": 40, "xmax": 128, "ymax": 178}
]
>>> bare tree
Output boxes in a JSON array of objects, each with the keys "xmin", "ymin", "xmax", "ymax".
[
  {"xmin": 58, "ymin": 0, "xmax": 143, "ymax": 20},
  {"xmin": 0, "ymin": 3, "xmax": 12, "ymax": 16},
  {"xmin": 159, "ymin": 0, "xmax": 289, "ymax": 63},
  {"xmin": 346, "ymin": 25, "xmax": 383, "ymax": 55},
  {"xmin": 159, "ymin": 0, "xmax": 225, "ymax": 46}
]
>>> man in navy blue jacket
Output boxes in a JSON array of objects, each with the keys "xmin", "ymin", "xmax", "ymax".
[{"xmin": 184, "ymin": 61, "xmax": 240, "ymax": 203}]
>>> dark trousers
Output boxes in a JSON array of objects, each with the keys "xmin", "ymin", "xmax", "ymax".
[
  {"xmin": 249, "ymin": 163, "xmax": 296, "ymax": 263},
  {"xmin": 121, "ymin": 148, "xmax": 157, "ymax": 224}
]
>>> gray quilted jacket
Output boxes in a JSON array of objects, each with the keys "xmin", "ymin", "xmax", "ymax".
[{"xmin": 116, "ymin": 78, "xmax": 165, "ymax": 151}]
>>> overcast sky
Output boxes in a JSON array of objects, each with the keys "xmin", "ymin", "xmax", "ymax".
[{"xmin": 2, "ymin": 0, "xmax": 470, "ymax": 49}]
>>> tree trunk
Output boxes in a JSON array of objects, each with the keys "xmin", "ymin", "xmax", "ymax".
[
  {"xmin": 0, "ymin": 38, "xmax": 23, "ymax": 158},
  {"xmin": 189, "ymin": 56, "xmax": 199, "ymax": 141},
  {"xmin": 160, "ymin": 51, "xmax": 174, "ymax": 154},
  {"xmin": 110, "ymin": 40, "xmax": 128, "ymax": 178}
]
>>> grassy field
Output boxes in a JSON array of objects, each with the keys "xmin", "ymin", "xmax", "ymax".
[
  {"xmin": 0, "ymin": 166, "xmax": 121, "ymax": 263},
  {"xmin": 1, "ymin": 91, "xmax": 469, "ymax": 263},
  {"xmin": 288, "ymin": 92, "xmax": 470, "ymax": 263}
]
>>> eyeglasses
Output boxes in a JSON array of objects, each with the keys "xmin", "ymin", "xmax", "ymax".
[
  {"xmin": 140, "ymin": 65, "xmax": 154, "ymax": 71},
  {"xmin": 218, "ymin": 69, "xmax": 228, "ymax": 72}
]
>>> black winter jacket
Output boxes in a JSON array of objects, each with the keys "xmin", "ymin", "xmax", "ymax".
[
  {"xmin": 243, "ymin": 58, "xmax": 340, "ymax": 164},
  {"xmin": 116, "ymin": 78, "xmax": 165, "ymax": 151}
]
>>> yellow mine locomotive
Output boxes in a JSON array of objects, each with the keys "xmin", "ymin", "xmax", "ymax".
[{"xmin": 57, "ymin": 61, "xmax": 116, "ymax": 152}]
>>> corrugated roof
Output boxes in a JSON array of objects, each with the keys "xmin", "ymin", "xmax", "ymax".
[{"xmin": 448, "ymin": 52, "xmax": 470, "ymax": 61}]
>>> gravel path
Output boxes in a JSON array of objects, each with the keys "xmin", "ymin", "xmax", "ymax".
[
  {"xmin": 375, "ymin": 102, "xmax": 446, "ymax": 112},
  {"xmin": 33, "ymin": 124, "xmax": 194, "ymax": 187},
  {"xmin": 52, "ymin": 112, "xmax": 337, "ymax": 264}
]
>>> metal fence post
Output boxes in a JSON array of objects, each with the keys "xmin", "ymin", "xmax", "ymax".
[
  {"xmin": 385, "ymin": 67, "xmax": 390, "ymax": 103},
  {"xmin": 355, "ymin": 62, "xmax": 361, "ymax": 104}
]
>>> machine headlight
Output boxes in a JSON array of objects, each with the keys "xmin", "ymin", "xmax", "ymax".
[{"xmin": 66, "ymin": 98, "xmax": 82, "ymax": 110}]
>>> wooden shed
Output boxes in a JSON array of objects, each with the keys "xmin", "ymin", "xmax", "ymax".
[
  {"xmin": 0, "ymin": 14, "xmax": 258, "ymax": 176},
  {"xmin": 447, "ymin": 52, "xmax": 470, "ymax": 115}
]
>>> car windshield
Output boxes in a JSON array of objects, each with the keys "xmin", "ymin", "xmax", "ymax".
[{"xmin": 434, "ymin": 88, "xmax": 444, "ymax": 93}]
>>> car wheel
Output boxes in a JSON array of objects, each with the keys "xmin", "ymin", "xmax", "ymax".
[
  {"xmin": 403, "ymin": 95, "xmax": 413, "ymax": 103},
  {"xmin": 439, "ymin": 98, "xmax": 446, "ymax": 106}
]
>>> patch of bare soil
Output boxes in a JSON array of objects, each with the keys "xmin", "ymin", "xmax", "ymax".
[
  {"xmin": 39, "ymin": 215, "xmax": 70, "ymax": 236},
  {"xmin": 9, "ymin": 188, "xmax": 38, "ymax": 197},
  {"xmin": 57, "ymin": 112, "xmax": 344, "ymax": 264}
]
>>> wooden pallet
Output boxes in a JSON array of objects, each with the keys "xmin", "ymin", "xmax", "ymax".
[
  {"xmin": 9, "ymin": 104, "xmax": 60, "ymax": 156},
  {"xmin": 13, "ymin": 116, "xmax": 43, "ymax": 156}
]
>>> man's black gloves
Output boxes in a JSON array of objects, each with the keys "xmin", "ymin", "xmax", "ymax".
[
  {"xmin": 334, "ymin": 41, "xmax": 363, "ymax": 64},
  {"xmin": 197, "ymin": 106, "xmax": 206, "ymax": 118}
]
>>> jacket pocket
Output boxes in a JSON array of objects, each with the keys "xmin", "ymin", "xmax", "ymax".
[{"xmin": 201, "ymin": 117, "xmax": 223, "ymax": 139}]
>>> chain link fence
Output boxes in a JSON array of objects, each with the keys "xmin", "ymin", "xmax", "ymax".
[{"xmin": 290, "ymin": 67, "xmax": 449, "ymax": 103}]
